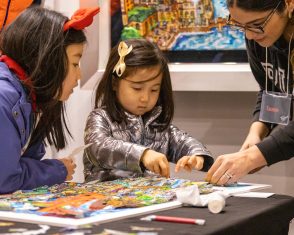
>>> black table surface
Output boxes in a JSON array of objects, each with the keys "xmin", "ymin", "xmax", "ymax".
[{"xmin": 0, "ymin": 195, "xmax": 293, "ymax": 235}]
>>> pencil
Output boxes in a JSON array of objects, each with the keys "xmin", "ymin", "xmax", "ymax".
[{"xmin": 141, "ymin": 215, "xmax": 205, "ymax": 225}]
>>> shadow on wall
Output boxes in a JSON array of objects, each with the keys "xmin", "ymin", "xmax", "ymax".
[{"xmin": 173, "ymin": 91, "xmax": 256, "ymax": 145}]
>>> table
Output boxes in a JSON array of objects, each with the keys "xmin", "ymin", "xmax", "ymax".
[{"xmin": 0, "ymin": 195, "xmax": 293, "ymax": 235}]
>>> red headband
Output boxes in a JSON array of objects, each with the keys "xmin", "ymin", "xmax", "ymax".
[{"xmin": 63, "ymin": 7, "xmax": 100, "ymax": 31}]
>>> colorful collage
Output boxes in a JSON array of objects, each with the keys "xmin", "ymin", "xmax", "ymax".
[{"xmin": 0, "ymin": 177, "xmax": 213, "ymax": 219}]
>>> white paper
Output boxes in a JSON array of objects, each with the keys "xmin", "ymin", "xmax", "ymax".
[
  {"xmin": 232, "ymin": 192, "xmax": 274, "ymax": 198},
  {"xmin": 176, "ymin": 182, "xmax": 272, "ymax": 207}
]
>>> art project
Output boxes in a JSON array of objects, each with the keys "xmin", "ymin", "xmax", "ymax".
[
  {"xmin": 0, "ymin": 176, "xmax": 270, "ymax": 227},
  {"xmin": 0, "ymin": 177, "xmax": 211, "ymax": 227}
]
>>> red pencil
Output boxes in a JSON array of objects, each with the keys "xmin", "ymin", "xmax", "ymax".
[{"xmin": 141, "ymin": 215, "xmax": 206, "ymax": 225}]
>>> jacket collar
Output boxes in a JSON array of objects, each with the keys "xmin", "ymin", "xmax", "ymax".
[
  {"xmin": 0, "ymin": 55, "xmax": 36, "ymax": 112},
  {"xmin": 0, "ymin": 62, "xmax": 24, "ymax": 92},
  {"xmin": 124, "ymin": 106, "xmax": 162, "ymax": 127}
]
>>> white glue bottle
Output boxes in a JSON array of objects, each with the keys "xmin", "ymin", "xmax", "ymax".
[{"xmin": 208, "ymin": 192, "xmax": 229, "ymax": 214}]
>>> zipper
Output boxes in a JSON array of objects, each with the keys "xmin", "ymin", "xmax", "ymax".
[
  {"xmin": 1, "ymin": 0, "xmax": 12, "ymax": 31},
  {"xmin": 139, "ymin": 116, "xmax": 145, "ymax": 145}
]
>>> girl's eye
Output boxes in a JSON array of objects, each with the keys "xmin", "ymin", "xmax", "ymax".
[
  {"xmin": 73, "ymin": 63, "xmax": 79, "ymax": 67},
  {"xmin": 151, "ymin": 89, "xmax": 159, "ymax": 92},
  {"xmin": 133, "ymin": 87, "xmax": 142, "ymax": 91}
]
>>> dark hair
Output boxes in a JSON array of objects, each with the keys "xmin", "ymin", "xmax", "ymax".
[
  {"xmin": 0, "ymin": 6, "xmax": 87, "ymax": 150},
  {"xmin": 226, "ymin": 0, "xmax": 285, "ymax": 12},
  {"xmin": 95, "ymin": 39, "xmax": 174, "ymax": 130}
]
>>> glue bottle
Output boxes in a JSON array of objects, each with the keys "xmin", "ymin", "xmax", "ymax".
[{"xmin": 208, "ymin": 192, "xmax": 228, "ymax": 214}]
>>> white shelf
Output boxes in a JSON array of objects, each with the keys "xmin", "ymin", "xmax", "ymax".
[{"xmin": 82, "ymin": 63, "xmax": 259, "ymax": 92}]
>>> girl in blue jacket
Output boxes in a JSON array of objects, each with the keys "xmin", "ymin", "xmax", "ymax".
[{"xmin": 0, "ymin": 6, "xmax": 99, "ymax": 193}]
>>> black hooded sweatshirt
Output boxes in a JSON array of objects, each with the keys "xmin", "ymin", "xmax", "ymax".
[{"xmin": 246, "ymin": 36, "xmax": 294, "ymax": 165}]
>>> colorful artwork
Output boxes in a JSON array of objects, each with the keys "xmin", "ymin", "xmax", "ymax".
[
  {"xmin": 0, "ymin": 177, "xmax": 212, "ymax": 227},
  {"xmin": 119, "ymin": 0, "xmax": 246, "ymax": 51},
  {"xmin": 0, "ymin": 177, "xmax": 270, "ymax": 227}
]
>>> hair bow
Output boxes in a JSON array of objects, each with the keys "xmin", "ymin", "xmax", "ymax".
[
  {"xmin": 63, "ymin": 7, "xmax": 100, "ymax": 31},
  {"xmin": 113, "ymin": 41, "xmax": 133, "ymax": 77}
]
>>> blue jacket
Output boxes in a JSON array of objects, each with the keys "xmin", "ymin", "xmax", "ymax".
[{"xmin": 0, "ymin": 62, "xmax": 67, "ymax": 193}]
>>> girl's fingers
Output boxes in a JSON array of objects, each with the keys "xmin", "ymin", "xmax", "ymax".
[
  {"xmin": 153, "ymin": 164, "xmax": 161, "ymax": 175},
  {"xmin": 194, "ymin": 157, "xmax": 204, "ymax": 171},
  {"xmin": 184, "ymin": 165, "xmax": 192, "ymax": 172},
  {"xmin": 175, "ymin": 160, "xmax": 183, "ymax": 172},
  {"xmin": 175, "ymin": 156, "xmax": 189, "ymax": 172},
  {"xmin": 159, "ymin": 160, "xmax": 170, "ymax": 178}
]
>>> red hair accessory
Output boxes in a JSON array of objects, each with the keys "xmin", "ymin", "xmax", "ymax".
[
  {"xmin": 0, "ymin": 55, "xmax": 37, "ymax": 112},
  {"xmin": 63, "ymin": 7, "xmax": 100, "ymax": 31}
]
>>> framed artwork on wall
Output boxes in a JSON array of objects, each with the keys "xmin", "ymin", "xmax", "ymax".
[{"xmin": 112, "ymin": 0, "xmax": 248, "ymax": 63}]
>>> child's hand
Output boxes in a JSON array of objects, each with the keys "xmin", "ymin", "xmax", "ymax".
[
  {"xmin": 175, "ymin": 156, "xmax": 204, "ymax": 173},
  {"xmin": 141, "ymin": 149, "xmax": 170, "ymax": 178},
  {"xmin": 58, "ymin": 157, "xmax": 77, "ymax": 181}
]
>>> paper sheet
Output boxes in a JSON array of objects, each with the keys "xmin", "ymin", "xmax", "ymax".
[{"xmin": 232, "ymin": 192, "xmax": 274, "ymax": 198}]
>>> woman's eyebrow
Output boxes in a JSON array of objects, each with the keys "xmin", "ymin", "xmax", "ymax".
[{"xmin": 232, "ymin": 16, "xmax": 267, "ymax": 25}]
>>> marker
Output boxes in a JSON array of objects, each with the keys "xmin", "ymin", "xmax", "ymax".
[{"xmin": 140, "ymin": 215, "xmax": 205, "ymax": 225}]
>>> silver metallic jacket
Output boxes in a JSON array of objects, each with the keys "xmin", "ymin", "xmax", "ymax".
[{"xmin": 83, "ymin": 106, "xmax": 213, "ymax": 182}]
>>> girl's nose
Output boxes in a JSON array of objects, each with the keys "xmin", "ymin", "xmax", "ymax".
[{"xmin": 140, "ymin": 91, "xmax": 149, "ymax": 102}]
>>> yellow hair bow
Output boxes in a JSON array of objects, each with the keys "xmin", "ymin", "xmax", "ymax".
[{"xmin": 113, "ymin": 41, "xmax": 133, "ymax": 77}]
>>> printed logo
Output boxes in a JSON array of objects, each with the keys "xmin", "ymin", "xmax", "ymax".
[
  {"xmin": 261, "ymin": 62, "xmax": 286, "ymax": 93},
  {"xmin": 280, "ymin": 115, "xmax": 289, "ymax": 122}
]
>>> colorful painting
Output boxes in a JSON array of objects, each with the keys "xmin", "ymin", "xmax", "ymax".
[
  {"xmin": 0, "ymin": 177, "xmax": 270, "ymax": 227},
  {"xmin": 119, "ymin": 0, "xmax": 245, "ymax": 51},
  {"xmin": 0, "ymin": 177, "xmax": 212, "ymax": 227}
]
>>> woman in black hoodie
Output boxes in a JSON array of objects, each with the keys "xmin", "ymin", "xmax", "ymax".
[{"xmin": 206, "ymin": 0, "xmax": 294, "ymax": 185}]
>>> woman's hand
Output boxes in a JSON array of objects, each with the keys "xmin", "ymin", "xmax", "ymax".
[
  {"xmin": 141, "ymin": 149, "xmax": 170, "ymax": 178},
  {"xmin": 58, "ymin": 157, "xmax": 77, "ymax": 181},
  {"xmin": 240, "ymin": 122, "xmax": 269, "ymax": 151},
  {"xmin": 205, "ymin": 145, "xmax": 267, "ymax": 185},
  {"xmin": 174, "ymin": 156, "xmax": 204, "ymax": 173},
  {"xmin": 240, "ymin": 134, "xmax": 262, "ymax": 151}
]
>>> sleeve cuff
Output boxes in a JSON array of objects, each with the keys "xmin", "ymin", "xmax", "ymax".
[
  {"xmin": 256, "ymin": 136, "xmax": 280, "ymax": 166},
  {"xmin": 50, "ymin": 159, "xmax": 68, "ymax": 182},
  {"xmin": 126, "ymin": 144, "xmax": 148, "ymax": 173}
]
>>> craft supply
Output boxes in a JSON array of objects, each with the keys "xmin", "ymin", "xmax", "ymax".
[
  {"xmin": 68, "ymin": 143, "xmax": 93, "ymax": 158},
  {"xmin": 176, "ymin": 185, "xmax": 201, "ymax": 206},
  {"xmin": 140, "ymin": 215, "xmax": 205, "ymax": 225},
  {"xmin": 130, "ymin": 226, "xmax": 163, "ymax": 231},
  {"xmin": 208, "ymin": 193, "xmax": 226, "ymax": 214}
]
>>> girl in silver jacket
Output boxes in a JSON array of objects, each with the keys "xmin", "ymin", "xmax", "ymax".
[{"xmin": 83, "ymin": 39, "xmax": 214, "ymax": 182}]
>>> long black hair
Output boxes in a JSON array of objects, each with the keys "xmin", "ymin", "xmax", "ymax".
[
  {"xmin": 227, "ymin": 0, "xmax": 285, "ymax": 12},
  {"xmin": 0, "ymin": 6, "xmax": 86, "ymax": 150},
  {"xmin": 95, "ymin": 39, "xmax": 174, "ymax": 130}
]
